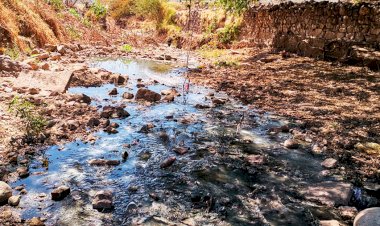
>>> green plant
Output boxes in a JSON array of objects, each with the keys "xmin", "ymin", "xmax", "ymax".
[
  {"xmin": 218, "ymin": 0, "xmax": 254, "ymax": 14},
  {"xmin": 87, "ymin": 0, "xmax": 107, "ymax": 21},
  {"xmin": 5, "ymin": 46, "xmax": 20, "ymax": 60},
  {"xmin": 69, "ymin": 8, "xmax": 81, "ymax": 19},
  {"xmin": 8, "ymin": 96, "xmax": 47, "ymax": 142},
  {"xmin": 217, "ymin": 23, "xmax": 240, "ymax": 44},
  {"xmin": 121, "ymin": 44, "xmax": 133, "ymax": 52},
  {"xmin": 66, "ymin": 25, "xmax": 82, "ymax": 39},
  {"xmin": 46, "ymin": 0, "xmax": 64, "ymax": 11}
]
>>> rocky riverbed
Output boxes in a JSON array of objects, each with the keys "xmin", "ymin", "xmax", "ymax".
[{"xmin": 0, "ymin": 45, "xmax": 379, "ymax": 225}]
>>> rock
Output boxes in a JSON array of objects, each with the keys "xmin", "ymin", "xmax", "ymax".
[
  {"xmin": 122, "ymin": 151, "xmax": 128, "ymax": 160},
  {"xmin": 160, "ymin": 156, "xmax": 176, "ymax": 168},
  {"xmin": 284, "ymin": 139, "xmax": 299, "ymax": 149},
  {"xmin": 359, "ymin": 6, "xmax": 370, "ymax": 16},
  {"xmin": 41, "ymin": 63, "xmax": 49, "ymax": 70},
  {"xmin": 29, "ymin": 217, "xmax": 45, "ymax": 226},
  {"xmin": 69, "ymin": 93, "xmax": 91, "ymax": 104},
  {"xmin": 173, "ymin": 147, "xmax": 188, "ymax": 155},
  {"xmin": 87, "ymin": 118, "xmax": 100, "ymax": 127},
  {"xmin": 136, "ymin": 83, "xmax": 145, "ymax": 88},
  {"xmin": 29, "ymin": 88, "xmax": 39, "ymax": 95},
  {"xmin": 321, "ymin": 158, "xmax": 338, "ymax": 169},
  {"xmin": 161, "ymin": 88, "xmax": 180, "ymax": 96},
  {"xmin": 88, "ymin": 159, "xmax": 120, "ymax": 166},
  {"xmin": 8, "ymin": 195, "xmax": 21, "ymax": 206},
  {"xmin": 17, "ymin": 167, "xmax": 29, "ymax": 178},
  {"xmin": 110, "ymin": 74, "xmax": 127, "ymax": 85},
  {"xmin": 108, "ymin": 88, "xmax": 118, "ymax": 95},
  {"xmin": 162, "ymin": 94, "xmax": 175, "ymax": 102},
  {"xmin": 104, "ymin": 126, "xmax": 118, "ymax": 134},
  {"xmin": 195, "ymin": 104, "xmax": 211, "ymax": 109},
  {"xmin": 66, "ymin": 120, "xmax": 79, "ymax": 131},
  {"xmin": 92, "ymin": 190, "xmax": 113, "ymax": 210},
  {"xmin": 300, "ymin": 181, "xmax": 352, "ymax": 206},
  {"xmin": 51, "ymin": 185, "xmax": 70, "ymax": 201},
  {"xmin": 338, "ymin": 206, "xmax": 358, "ymax": 220},
  {"xmin": 0, "ymin": 181, "xmax": 12, "ymax": 204},
  {"xmin": 0, "ymin": 55, "xmax": 30, "ymax": 72},
  {"xmin": 101, "ymin": 106, "xmax": 130, "ymax": 119},
  {"xmin": 57, "ymin": 45, "xmax": 66, "ymax": 55},
  {"xmin": 311, "ymin": 144, "xmax": 323, "ymax": 155},
  {"xmin": 149, "ymin": 192, "xmax": 159, "ymax": 201},
  {"xmin": 159, "ymin": 131, "xmax": 169, "ymax": 143},
  {"xmin": 319, "ymin": 220, "xmax": 341, "ymax": 226},
  {"xmin": 246, "ymin": 155, "xmax": 265, "ymax": 165},
  {"xmin": 139, "ymin": 123, "xmax": 155, "ymax": 133},
  {"xmin": 126, "ymin": 201, "xmax": 138, "ymax": 212},
  {"xmin": 50, "ymin": 52, "xmax": 61, "ymax": 61},
  {"xmin": 37, "ymin": 53, "xmax": 49, "ymax": 60},
  {"xmin": 27, "ymin": 61, "xmax": 39, "ymax": 70},
  {"xmin": 128, "ymin": 186, "xmax": 138, "ymax": 192},
  {"xmin": 122, "ymin": 92, "xmax": 134, "ymax": 99},
  {"xmin": 212, "ymin": 98, "xmax": 226, "ymax": 105},
  {"xmin": 135, "ymin": 88, "xmax": 161, "ymax": 102},
  {"xmin": 354, "ymin": 207, "xmax": 380, "ymax": 226}
]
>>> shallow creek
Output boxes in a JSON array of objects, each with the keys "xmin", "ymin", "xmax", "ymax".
[{"xmin": 12, "ymin": 58, "xmax": 343, "ymax": 225}]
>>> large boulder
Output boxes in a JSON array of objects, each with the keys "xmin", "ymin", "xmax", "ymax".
[
  {"xmin": 0, "ymin": 181, "xmax": 12, "ymax": 204},
  {"xmin": 100, "ymin": 106, "xmax": 130, "ymax": 119},
  {"xmin": 135, "ymin": 88, "xmax": 161, "ymax": 102},
  {"xmin": 354, "ymin": 207, "xmax": 380, "ymax": 226}
]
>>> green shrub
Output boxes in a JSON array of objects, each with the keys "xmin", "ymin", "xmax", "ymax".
[
  {"xmin": 121, "ymin": 44, "xmax": 133, "ymax": 52},
  {"xmin": 86, "ymin": 0, "xmax": 107, "ymax": 21},
  {"xmin": 217, "ymin": 23, "xmax": 240, "ymax": 44},
  {"xmin": 8, "ymin": 96, "xmax": 47, "ymax": 142},
  {"xmin": 5, "ymin": 45, "xmax": 20, "ymax": 60},
  {"xmin": 46, "ymin": 0, "xmax": 64, "ymax": 11},
  {"xmin": 69, "ymin": 8, "xmax": 81, "ymax": 19}
]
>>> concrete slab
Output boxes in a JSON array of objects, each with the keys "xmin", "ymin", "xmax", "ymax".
[{"xmin": 14, "ymin": 70, "xmax": 74, "ymax": 93}]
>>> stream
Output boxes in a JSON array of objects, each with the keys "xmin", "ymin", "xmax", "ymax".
[{"xmin": 11, "ymin": 58, "xmax": 344, "ymax": 225}]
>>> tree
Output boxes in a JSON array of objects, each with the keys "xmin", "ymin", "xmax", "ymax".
[{"xmin": 218, "ymin": 0, "xmax": 254, "ymax": 14}]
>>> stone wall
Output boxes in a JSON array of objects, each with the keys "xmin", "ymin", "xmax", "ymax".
[{"xmin": 241, "ymin": 1, "xmax": 380, "ymax": 69}]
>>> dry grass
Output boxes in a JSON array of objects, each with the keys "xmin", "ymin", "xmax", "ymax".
[{"xmin": 0, "ymin": 0, "xmax": 66, "ymax": 50}]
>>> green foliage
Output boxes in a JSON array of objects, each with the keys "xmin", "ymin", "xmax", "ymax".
[
  {"xmin": 8, "ymin": 96, "xmax": 47, "ymax": 141},
  {"xmin": 5, "ymin": 45, "xmax": 20, "ymax": 60},
  {"xmin": 218, "ymin": 0, "xmax": 254, "ymax": 14},
  {"xmin": 121, "ymin": 44, "xmax": 133, "ymax": 52},
  {"xmin": 46, "ymin": 0, "xmax": 64, "ymax": 11},
  {"xmin": 69, "ymin": 8, "xmax": 81, "ymax": 19},
  {"xmin": 217, "ymin": 23, "xmax": 240, "ymax": 44},
  {"xmin": 87, "ymin": 0, "xmax": 107, "ymax": 21},
  {"xmin": 66, "ymin": 25, "xmax": 82, "ymax": 39}
]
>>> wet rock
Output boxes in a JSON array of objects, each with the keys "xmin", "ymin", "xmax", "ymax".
[
  {"xmin": 212, "ymin": 98, "xmax": 226, "ymax": 105},
  {"xmin": 122, "ymin": 151, "xmax": 129, "ymax": 161},
  {"xmin": 126, "ymin": 201, "xmax": 138, "ymax": 212},
  {"xmin": 128, "ymin": 186, "xmax": 138, "ymax": 192},
  {"xmin": 246, "ymin": 155, "xmax": 265, "ymax": 165},
  {"xmin": 89, "ymin": 159, "xmax": 120, "ymax": 166},
  {"xmin": 16, "ymin": 167, "xmax": 29, "ymax": 178},
  {"xmin": 173, "ymin": 147, "xmax": 188, "ymax": 155},
  {"xmin": 319, "ymin": 220, "xmax": 341, "ymax": 226},
  {"xmin": 101, "ymin": 106, "xmax": 130, "ymax": 119},
  {"xmin": 160, "ymin": 156, "xmax": 176, "ymax": 168},
  {"xmin": 0, "ymin": 181, "xmax": 12, "ymax": 204},
  {"xmin": 321, "ymin": 158, "xmax": 338, "ymax": 169},
  {"xmin": 159, "ymin": 131, "xmax": 169, "ymax": 143},
  {"xmin": 108, "ymin": 88, "xmax": 118, "ymax": 95},
  {"xmin": 122, "ymin": 92, "xmax": 134, "ymax": 99},
  {"xmin": 161, "ymin": 88, "xmax": 180, "ymax": 96},
  {"xmin": 338, "ymin": 206, "xmax": 358, "ymax": 220},
  {"xmin": 69, "ymin": 93, "xmax": 91, "ymax": 104},
  {"xmin": 110, "ymin": 74, "xmax": 127, "ymax": 85},
  {"xmin": 92, "ymin": 190, "xmax": 113, "ymax": 210},
  {"xmin": 195, "ymin": 104, "xmax": 210, "ymax": 109},
  {"xmin": 149, "ymin": 192, "xmax": 159, "ymax": 201},
  {"xmin": 20, "ymin": 189, "xmax": 27, "ymax": 195},
  {"xmin": 87, "ymin": 117, "xmax": 100, "ymax": 127},
  {"xmin": 51, "ymin": 185, "xmax": 70, "ymax": 201},
  {"xmin": 139, "ymin": 151, "xmax": 152, "ymax": 161},
  {"xmin": 8, "ymin": 195, "xmax": 21, "ymax": 206},
  {"xmin": 136, "ymin": 83, "xmax": 145, "ymax": 88},
  {"xmin": 283, "ymin": 139, "xmax": 299, "ymax": 149},
  {"xmin": 300, "ymin": 181, "xmax": 352, "ymax": 206},
  {"xmin": 29, "ymin": 217, "xmax": 45, "ymax": 226},
  {"xmin": 135, "ymin": 88, "xmax": 161, "ymax": 102},
  {"xmin": 104, "ymin": 126, "xmax": 118, "ymax": 134},
  {"xmin": 162, "ymin": 94, "xmax": 175, "ymax": 102},
  {"xmin": 139, "ymin": 123, "xmax": 155, "ymax": 133},
  {"xmin": 354, "ymin": 207, "xmax": 380, "ymax": 226}
]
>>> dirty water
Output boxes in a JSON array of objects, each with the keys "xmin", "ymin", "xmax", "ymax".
[{"xmin": 12, "ymin": 58, "xmax": 341, "ymax": 225}]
